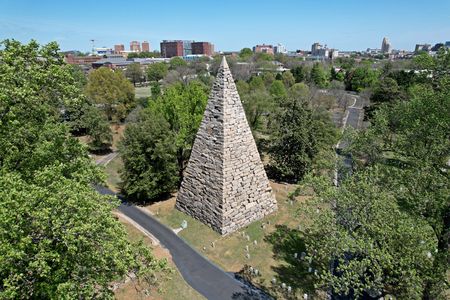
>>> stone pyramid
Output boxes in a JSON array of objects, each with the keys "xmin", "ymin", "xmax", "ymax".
[{"xmin": 175, "ymin": 56, "xmax": 277, "ymax": 235}]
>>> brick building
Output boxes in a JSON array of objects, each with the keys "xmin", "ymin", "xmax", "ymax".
[
  {"xmin": 253, "ymin": 44, "xmax": 274, "ymax": 54},
  {"xmin": 160, "ymin": 40, "xmax": 184, "ymax": 58},
  {"xmin": 192, "ymin": 42, "xmax": 214, "ymax": 56},
  {"xmin": 130, "ymin": 41, "xmax": 141, "ymax": 52},
  {"xmin": 142, "ymin": 41, "xmax": 150, "ymax": 52},
  {"xmin": 114, "ymin": 44, "xmax": 125, "ymax": 54}
]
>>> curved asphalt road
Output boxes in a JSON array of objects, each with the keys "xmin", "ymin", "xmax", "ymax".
[{"xmin": 95, "ymin": 185, "xmax": 267, "ymax": 300}]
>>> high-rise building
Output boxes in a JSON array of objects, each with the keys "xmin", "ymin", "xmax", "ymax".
[
  {"xmin": 141, "ymin": 41, "xmax": 150, "ymax": 52},
  {"xmin": 114, "ymin": 44, "xmax": 125, "ymax": 54},
  {"xmin": 415, "ymin": 44, "xmax": 431, "ymax": 53},
  {"xmin": 311, "ymin": 42, "xmax": 323, "ymax": 56},
  {"xmin": 381, "ymin": 37, "xmax": 392, "ymax": 54},
  {"xmin": 253, "ymin": 44, "xmax": 274, "ymax": 54},
  {"xmin": 192, "ymin": 42, "xmax": 214, "ymax": 56},
  {"xmin": 160, "ymin": 40, "xmax": 184, "ymax": 58},
  {"xmin": 130, "ymin": 41, "xmax": 141, "ymax": 52},
  {"xmin": 274, "ymin": 43, "xmax": 287, "ymax": 54}
]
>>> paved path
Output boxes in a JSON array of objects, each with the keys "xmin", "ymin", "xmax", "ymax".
[
  {"xmin": 334, "ymin": 95, "xmax": 364, "ymax": 185},
  {"xmin": 95, "ymin": 185, "xmax": 266, "ymax": 300},
  {"xmin": 95, "ymin": 151, "xmax": 118, "ymax": 166}
]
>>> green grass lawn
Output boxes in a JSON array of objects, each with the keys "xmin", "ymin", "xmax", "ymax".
[
  {"xmin": 135, "ymin": 86, "xmax": 151, "ymax": 99},
  {"xmin": 104, "ymin": 155, "xmax": 123, "ymax": 193},
  {"xmin": 104, "ymin": 154, "xmax": 321, "ymax": 298},
  {"xmin": 145, "ymin": 183, "xmax": 320, "ymax": 299}
]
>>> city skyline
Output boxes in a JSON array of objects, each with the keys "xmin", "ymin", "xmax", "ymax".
[{"xmin": 1, "ymin": 0, "xmax": 449, "ymax": 52}]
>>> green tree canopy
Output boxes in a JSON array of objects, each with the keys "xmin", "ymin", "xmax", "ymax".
[
  {"xmin": 120, "ymin": 112, "xmax": 178, "ymax": 201},
  {"xmin": 268, "ymin": 86, "xmax": 336, "ymax": 182},
  {"xmin": 291, "ymin": 65, "xmax": 308, "ymax": 83},
  {"xmin": 282, "ymin": 70, "xmax": 295, "ymax": 88},
  {"xmin": 300, "ymin": 170, "xmax": 438, "ymax": 299},
  {"xmin": 241, "ymin": 90, "xmax": 274, "ymax": 132},
  {"xmin": 269, "ymin": 80, "xmax": 287, "ymax": 99},
  {"xmin": 125, "ymin": 62, "xmax": 143, "ymax": 86},
  {"xmin": 344, "ymin": 66, "xmax": 379, "ymax": 92},
  {"xmin": 249, "ymin": 76, "xmax": 265, "ymax": 91},
  {"xmin": 310, "ymin": 63, "xmax": 329, "ymax": 88},
  {"xmin": 239, "ymin": 48, "xmax": 253, "ymax": 60},
  {"xmin": 121, "ymin": 81, "xmax": 209, "ymax": 195},
  {"xmin": 146, "ymin": 62, "xmax": 169, "ymax": 82},
  {"xmin": 0, "ymin": 39, "xmax": 167, "ymax": 299},
  {"xmin": 85, "ymin": 67, "xmax": 135, "ymax": 121},
  {"xmin": 169, "ymin": 56, "xmax": 187, "ymax": 70},
  {"xmin": 81, "ymin": 105, "xmax": 113, "ymax": 152}
]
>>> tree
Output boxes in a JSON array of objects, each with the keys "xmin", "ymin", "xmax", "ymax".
[
  {"xmin": 150, "ymin": 82, "xmax": 161, "ymax": 99},
  {"xmin": 81, "ymin": 105, "xmax": 113, "ymax": 152},
  {"xmin": 291, "ymin": 65, "xmax": 308, "ymax": 83},
  {"xmin": 346, "ymin": 82, "xmax": 450, "ymax": 298},
  {"xmin": 299, "ymin": 170, "xmax": 438, "ymax": 299},
  {"xmin": 366, "ymin": 77, "xmax": 405, "ymax": 119},
  {"xmin": 269, "ymin": 80, "xmax": 287, "ymax": 99},
  {"xmin": 146, "ymin": 62, "xmax": 168, "ymax": 82},
  {"xmin": 147, "ymin": 81, "xmax": 208, "ymax": 180},
  {"xmin": 310, "ymin": 63, "xmax": 329, "ymax": 88},
  {"xmin": 0, "ymin": 168, "xmax": 167, "ymax": 299},
  {"xmin": 249, "ymin": 76, "xmax": 265, "ymax": 91},
  {"xmin": 268, "ymin": 88, "xmax": 334, "ymax": 182},
  {"xmin": 239, "ymin": 48, "xmax": 253, "ymax": 60},
  {"xmin": 120, "ymin": 112, "xmax": 179, "ymax": 201},
  {"xmin": 262, "ymin": 72, "xmax": 275, "ymax": 87},
  {"xmin": 169, "ymin": 56, "xmax": 187, "ymax": 70},
  {"xmin": 125, "ymin": 62, "xmax": 143, "ymax": 86},
  {"xmin": 241, "ymin": 90, "xmax": 274, "ymax": 131},
  {"xmin": 344, "ymin": 66, "xmax": 379, "ymax": 92},
  {"xmin": 0, "ymin": 40, "xmax": 167, "ymax": 298},
  {"xmin": 85, "ymin": 67, "xmax": 135, "ymax": 121},
  {"xmin": 281, "ymin": 70, "xmax": 295, "ymax": 87}
]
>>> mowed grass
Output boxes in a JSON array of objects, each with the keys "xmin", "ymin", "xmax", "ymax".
[
  {"xmin": 104, "ymin": 154, "xmax": 317, "ymax": 297},
  {"xmin": 104, "ymin": 155, "xmax": 123, "ymax": 193},
  {"xmin": 135, "ymin": 86, "xmax": 152, "ymax": 99},
  {"xmin": 144, "ymin": 182, "xmax": 316, "ymax": 296},
  {"xmin": 115, "ymin": 217, "xmax": 205, "ymax": 300}
]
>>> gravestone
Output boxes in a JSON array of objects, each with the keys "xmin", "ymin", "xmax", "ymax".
[{"xmin": 175, "ymin": 57, "xmax": 277, "ymax": 235}]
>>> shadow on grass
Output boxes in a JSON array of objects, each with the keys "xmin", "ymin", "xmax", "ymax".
[{"xmin": 263, "ymin": 225, "xmax": 317, "ymax": 297}]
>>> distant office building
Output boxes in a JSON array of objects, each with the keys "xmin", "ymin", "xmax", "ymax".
[
  {"xmin": 114, "ymin": 44, "xmax": 125, "ymax": 54},
  {"xmin": 160, "ymin": 40, "xmax": 184, "ymax": 58},
  {"xmin": 446, "ymin": 41, "xmax": 450, "ymax": 48},
  {"xmin": 192, "ymin": 42, "xmax": 214, "ymax": 56},
  {"xmin": 311, "ymin": 42, "xmax": 323, "ymax": 56},
  {"xmin": 329, "ymin": 49, "xmax": 339, "ymax": 60},
  {"xmin": 253, "ymin": 44, "xmax": 274, "ymax": 54},
  {"xmin": 142, "ymin": 41, "xmax": 150, "ymax": 52},
  {"xmin": 274, "ymin": 43, "xmax": 287, "ymax": 54},
  {"xmin": 431, "ymin": 43, "xmax": 444, "ymax": 51},
  {"xmin": 130, "ymin": 41, "xmax": 141, "ymax": 52},
  {"xmin": 93, "ymin": 47, "xmax": 114, "ymax": 55},
  {"xmin": 182, "ymin": 40, "xmax": 194, "ymax": 56},
  {"xmin": 415, "ymin": 44, "xmax": 431, "ymax": 53},
  {"xmin": 381, "ymin": 37, "xmax": 392, "ymax": 54}
]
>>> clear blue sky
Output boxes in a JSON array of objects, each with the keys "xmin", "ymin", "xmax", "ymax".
[{"xmin": 1, "ymin": 0, "xmax": 449, "ymax": 52}]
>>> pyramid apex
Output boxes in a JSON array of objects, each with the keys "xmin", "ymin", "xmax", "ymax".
[{"xmin": 220, "ymin": 56, "xmax": 229, "ymax": 69}]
